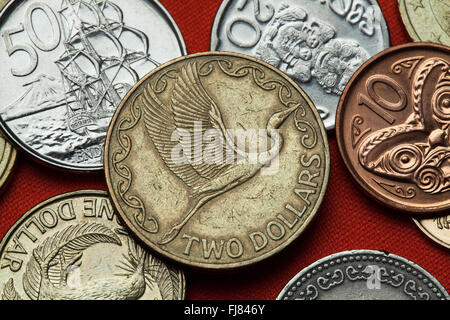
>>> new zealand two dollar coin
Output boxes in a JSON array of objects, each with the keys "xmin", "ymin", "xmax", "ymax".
[
  {"xmin": 0, "ymin": 190, "xmax": 186, "ymax": 300},
  {"xmin": 337, "ymin": 43, "xmax": 450, "ymax": 214},
  {"xmin": 105, "ymin": 52, "xmax": 330, "ymax": 269},
  {"xmin": 0, "ymin": 0, "xmax": 186, "ymax": 171},
  {"xmin": 211, "ymin": 0, "xmax": 390, "ymax": 130}
]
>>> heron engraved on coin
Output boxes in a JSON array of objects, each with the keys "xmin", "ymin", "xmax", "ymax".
[{"xmin": 141, "ymin": 62, "xmax": 299, "ymax": 244}]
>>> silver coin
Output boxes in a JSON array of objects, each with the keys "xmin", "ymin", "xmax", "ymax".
[
  {"xmin": 211, "ymin": 0, "xmax": 390, "ymax": 130},
  {"xmin": 0, "ymin": 0, "xmax": 186, "ymax": 171},
  {"xmin": 277, "ymin": 250, "xmax": 449, "ymax": 300}
]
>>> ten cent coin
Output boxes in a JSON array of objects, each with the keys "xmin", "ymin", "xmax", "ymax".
[
  {"xmin": 336, "ymin": 43, "xmax": 450, "ymax": 214},
  {"xmin": 0, "ymin": 190, "xmax": 186, "ymax": 300},
  {"xmin": 211, "ymin": 0, "xmax": 390, "ymax": 130},
  {"xmin": 399, "ymin": 0, "xmax": 450, "ymax": 46},
  {"xmin": 105, "ymin": 52, "xmax": 330, "ymax": 269},
  {"xmin": 0, "ymin": 0, "xmax": 186, "ymax": 171},
  {"xmin": 277, "ymin": 250, "xmax": 449, "ymax": 300}
]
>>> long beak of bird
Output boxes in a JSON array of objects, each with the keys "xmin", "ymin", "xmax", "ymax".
[{"xmin": 269, "ymin": 105, "xmax": 299, "ymax": 129}]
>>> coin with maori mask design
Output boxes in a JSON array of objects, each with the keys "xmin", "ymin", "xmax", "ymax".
[
  {"xmin": 337, "ymin": 43, "xmax": 450, "ymax": 214},
  {"xmin": 105, "ymin": 52, "xmax": 330, "ymax": 269},
  {"xmin": 211, "ymin": 0, "xmax": 390, "ymax": 130}
]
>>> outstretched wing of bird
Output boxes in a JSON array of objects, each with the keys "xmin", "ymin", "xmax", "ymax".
[{"xmin": 141, "ymin": 62, "xmax": 231, "ymax": 189}]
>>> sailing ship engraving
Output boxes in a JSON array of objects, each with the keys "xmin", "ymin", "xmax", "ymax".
[
  {"xmin": 5, "ymin": 1, "xmax": 160, "ymax": 133},
  {"xmin": 55, "ymin": 0, "xmax": 160, "ymax": 134},
  {"xmin": 0, "ymin": 0, "xmax": 181, "ymax": 168}
]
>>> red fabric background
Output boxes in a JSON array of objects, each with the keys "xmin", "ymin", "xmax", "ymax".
[{"xmin": 0, "ymin": 0, "xmax": 448, "ymax": 300}]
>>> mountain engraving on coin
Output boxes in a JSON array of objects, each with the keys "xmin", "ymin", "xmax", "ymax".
[
  {"xmin": 337, "ymin": 43, "xmax": 450, "ymax": 213},
  {"xmin": 0, "ymin": 191, "xmax": 185, "ymax": 300},
  {"xmin": 105, "ymin": 52, "xmax": 330, "ymax": 269},
  {"xmin": 211, "ymin": 0, "xmax": 390, "ymax": 130},
  {"xmin": 0, "ymin": 0, "xmax": 186, "ymax": 170},
  {"xmin": 277, "ymin": 250, "xmax": 449, "ymax": 300}
]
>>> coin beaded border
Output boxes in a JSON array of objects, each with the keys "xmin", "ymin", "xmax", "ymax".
[{"xmin": 277, "ymin": 250, "xmax": 449, "ymax": 300}]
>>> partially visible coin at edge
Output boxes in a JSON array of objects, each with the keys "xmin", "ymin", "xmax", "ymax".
[
  {"xmin": 211, "ymin": 0, "xmax": 390, "ymax": 130},
  {"xmin": 0, "ymin": 131, "xmax": 16, "ymax": 192},
  {"xmin": 336, "ymin": 43, "xmax": 450, "ymax": 214},
  {"xmin": 414, "ymin": 215, "xmax": 450, "ymax": 249},
  {"xmin": 105, "ymin": 52, "xmax": 330, "ymax": 269},
  {"xmin": 399, "ymin": 0, "xmax": 450, "ymax": 46},
  {"xmin": 0, "ymin": 190, "xmax": 186, "ymax": 300},
  {"xmin": 277, "ymin": 250, "xmax": 449, "ymax": 300},
  {"xmin": 0, "ymin": 0, "xmax": 186, "ymax": 171}
]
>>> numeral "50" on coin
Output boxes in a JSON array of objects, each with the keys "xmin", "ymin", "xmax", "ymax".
[{"xmin": 2, "ymin": 3, "xmax": 61, "ymax": 77}]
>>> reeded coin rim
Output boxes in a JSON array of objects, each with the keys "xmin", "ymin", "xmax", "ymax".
[
  {"xmin": 413, "ymin": 217, "xmax": 450, "ymax": 250},
  {"xmin": 104, "ymin": 51, "xmax": 331, "ymax": 270},
  {"xmin": 210, "ymin": 0, "xmax": 391, "ymax": 131},
  {"xmin": 276, "ymin": 249, "xmax": 450, "ymax": 300},
  {"xmin": 336, "ymin": 42, "xmax": 450, "ymax": 214},
  {"xmin": 0, "ymin": 0, "xmax": 187, "ymax": 172},
  {"xmin": 0, "ymin": 189, "xmax": 187, "ymax": 300}
]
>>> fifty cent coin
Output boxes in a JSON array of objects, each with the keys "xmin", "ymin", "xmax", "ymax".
[
  {"xmin": 0, "ymin": 0, "xmax": 186, "ymax": 171},
  {"xmin": 0, "ymin": 190, "xmax": 186, "ymax": 300},
  {"xmin": 336, "ymin": 43, "xmax": 450, "ymax": 214},
  {"xmin": 105, "ymin": 52, "xmax": 330, "ymax": 269},
  {"xmin": 399, "ymin": 0, "xmax": 450, "ymax": 46},
  {"xmin": 0, "ymin": 131, "xmax": 16, "ymax": 192},
  {"xmin": 277, "ymin": 250, "xmax": 449, "ymax": 300},
  {"xmin": 211, "ymin": 0, "xmax": 390, "ymax": 130},
  {"xmin": 414, "ymin": 214, "xmax": 450, "ymax": 249}
]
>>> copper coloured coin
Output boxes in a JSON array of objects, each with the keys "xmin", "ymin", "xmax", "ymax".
[{"xmin": 337, "ymin": 43, "xmax": 450, "ymax": 214}]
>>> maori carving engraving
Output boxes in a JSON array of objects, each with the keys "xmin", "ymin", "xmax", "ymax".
[
  {"xmin": 255, "ymin": 3, "xmax": 369, "ymax": 96},
  {"xmin": 358, "ymin": 57, "xmax": 450, "ymax": 197}
]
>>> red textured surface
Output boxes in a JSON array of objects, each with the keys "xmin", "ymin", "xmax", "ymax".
[{"xmin": 0, "ymin": 0, "xmax": 448, "ymax": 300}]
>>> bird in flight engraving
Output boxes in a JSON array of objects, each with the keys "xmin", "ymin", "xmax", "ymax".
[{"xmin": 142, "ymin": 62, "xmax": 299, "ymax": 244}]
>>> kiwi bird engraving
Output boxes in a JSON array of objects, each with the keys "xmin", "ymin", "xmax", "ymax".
[{"xmin": 142, "ymin": 62, "xmax": 299, "ymax": 244}]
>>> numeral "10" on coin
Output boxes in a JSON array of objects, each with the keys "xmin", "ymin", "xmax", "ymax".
[
  {"xmin": 358, "ymin": 75, "xmax": 407, "ymax": 124},
  {"xmin": 2, "ymin": 3, "xmax": 61, "ymax": 77}
]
